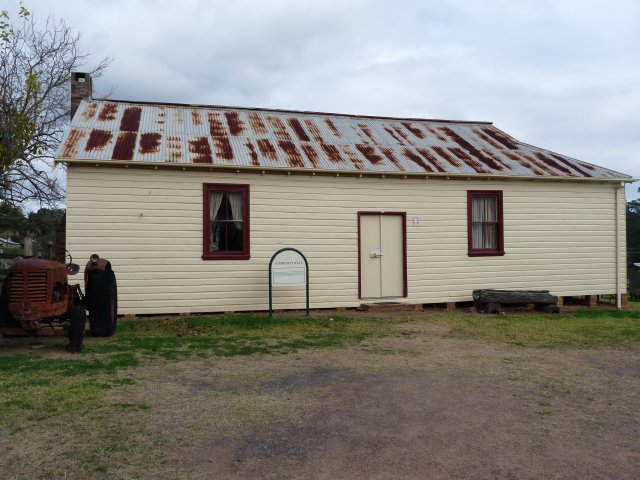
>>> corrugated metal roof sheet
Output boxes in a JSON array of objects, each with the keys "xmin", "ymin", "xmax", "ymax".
[{"xmin": 56, "ymin": 99, "xmax": 631, "ymax": 180}]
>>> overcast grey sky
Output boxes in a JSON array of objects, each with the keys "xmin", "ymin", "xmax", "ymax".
[{"xmin": 16, "ymin": 0, "xmax": 640, "ymax": 199}]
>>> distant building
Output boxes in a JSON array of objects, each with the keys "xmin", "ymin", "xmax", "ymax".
[
  {"xmin": 0, "ymin": 237, "xmax": 20, "ymax": 249},
  {"xmin": 54, "ymin": 72, "xmax": 636, "ymax": 315}
]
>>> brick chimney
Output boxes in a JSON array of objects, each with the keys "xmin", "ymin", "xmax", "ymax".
[{"xmin": 70, "ymin": 72, "xmax": 92, "ymax": 120}]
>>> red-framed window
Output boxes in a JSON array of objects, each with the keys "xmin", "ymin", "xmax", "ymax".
[
  {"xmin": 203, "ymin": 183, "xmax": 250, "ymax": 260},
  {"xmin": 467, "ymin": 190, "xmax": 504, "ymax": 256}
]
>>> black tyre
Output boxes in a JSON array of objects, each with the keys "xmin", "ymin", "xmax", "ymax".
[
  {"xmin": 87, "ymin": 269, "xmax": 118, "ymax": 337},
  {"xmin": 66, "ymin": 302, "xmax": 86, "ymax": 353}
]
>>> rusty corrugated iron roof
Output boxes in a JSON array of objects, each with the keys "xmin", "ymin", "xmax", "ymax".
[{"xmin": 56, "ymin": 99, "xmax": 631, "ymax": 180}]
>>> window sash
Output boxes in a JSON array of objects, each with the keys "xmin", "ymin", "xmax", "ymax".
[
  {"xmin": 468, "ymin": 191, "xmax": 503, "ymax": 255},
  {"xmin": 203, "ymin": 184, "xmax": 249, "ymax": 260}
]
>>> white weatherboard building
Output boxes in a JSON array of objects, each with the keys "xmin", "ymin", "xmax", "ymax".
[{"xmin": 56, "ymin": 73, "xmax": 636, "ymax": 315}]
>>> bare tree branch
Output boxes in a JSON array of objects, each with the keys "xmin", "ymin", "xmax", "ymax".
[{"xmin": 0, "ymin": 6, "xmax": 110, "ymax": 208}]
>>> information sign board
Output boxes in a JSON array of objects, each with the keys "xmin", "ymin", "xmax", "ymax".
[{"xmin": 268, "ymin": 248, "xmax": 309, "ymax": 316}]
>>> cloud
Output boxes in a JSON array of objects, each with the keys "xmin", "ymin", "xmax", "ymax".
[{"xmin": 14, "ymin": 0, "xmax": 640, "ymax": 197}]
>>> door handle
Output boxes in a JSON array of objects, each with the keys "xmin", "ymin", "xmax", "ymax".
[{"xmin": 369, "ymin": 252, "xmax": 383, "ymax": 258}]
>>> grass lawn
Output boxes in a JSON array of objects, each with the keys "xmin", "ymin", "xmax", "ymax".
[
  {"xmin": 441, "ymin": 309, "xmax": 640, "ymax": 348},
  {"xmin": 2, "ymin": 310, "xmax": 638, "ymax": 421},
  {"xmin": 0, "ymin": 314, "xmax": 390, "ymax": 421},
  {"xmin": 0, "ymin": 309, "xmax": 638, "ymax": 478}
]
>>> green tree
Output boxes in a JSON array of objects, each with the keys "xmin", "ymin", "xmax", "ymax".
[
  {"xmin": 27, "ymin": 207, "xmax": 64, "ymax": 239},
  {"xmin": 0, "ymin": 202, "xmax": 27, "ymax": 239},
  {"xmin": 0, "ymin": 2, "xmax": 109, "ymax": 207}
]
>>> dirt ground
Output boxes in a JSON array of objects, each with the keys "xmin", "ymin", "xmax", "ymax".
[
  {"xmin": 2, "ymin": 315, "xmax": 639, "ymax": 479},
  {"xmin": 98, "ymin": 319, "xmax": 640, "ymax": 480}
]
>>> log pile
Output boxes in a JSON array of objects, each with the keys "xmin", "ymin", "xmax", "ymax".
[{"xmin": 473, "ymin": 289, "xmax": 560, "ymax": 314}]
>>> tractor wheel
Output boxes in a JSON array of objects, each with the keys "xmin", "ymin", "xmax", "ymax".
[
  {"xmin": 66, "ymin": 303, "xmax": 86, "ymax": 353},
  {"xmin": 87, "ymin": 269, "xmax": 118, "ymax": 337}
]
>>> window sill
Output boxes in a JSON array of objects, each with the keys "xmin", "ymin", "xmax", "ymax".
[
  {"xmin": 468, "ymin": 251, "xmax": 505, "ymax": 257},
  {"xmin": 202, "ymin": 253, "xmax": 250, "ymax": 261}
]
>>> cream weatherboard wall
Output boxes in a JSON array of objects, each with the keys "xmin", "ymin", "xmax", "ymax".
[{"xmin": 66, "ymin": 165, "xmax": 626, "ymax": 315}]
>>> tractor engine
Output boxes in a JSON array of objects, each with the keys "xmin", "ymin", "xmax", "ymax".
[{"xmin": 5, "ymin": 259, "xmax": 76, "ymax": 331}]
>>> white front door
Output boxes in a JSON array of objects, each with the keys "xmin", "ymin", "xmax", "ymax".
[{"xmin": 359, "ymin": 213, "xmax": 405, "ymax": 299}]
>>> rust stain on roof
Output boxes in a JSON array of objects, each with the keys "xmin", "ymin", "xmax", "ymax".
[
  {"xmin": 249, "ymin": 113, "xmax": 268, "ymax": 135},
  {"xmin": 502, "ymin": 150, "xmax": 544, "ymax": 176},
  {"xmin": 268, "ymin": 116, "xmax": 292, "ymax": 141},
  {"xmin": 321, "ymin": 143, "xmax": 345, "ymax": 164},
  {"xmin": 98, "ymin": 103, "xmax": 118, "ymax": 121},
  {"xmin": 213, "ymin": 137, "xmax": 234, "ymax": 161},
  {"xmin": 473, "ymin": 128, "xmax": 502, "ymax": 149},
  {"xmin": 416, "ymin": 148, "xmax": 447, "ymax": 172},
  {"xmin": 521, "ymin": 152, "xmax": 554, "ymax": 175},
  {"xmin": 355, "ymin": 144, "xmax": 383, "ymax": 165},
  {"xmin": 120, "ymin": 106, "xmax": 142, "ymax": 132},
  {"xmin": 61, "ymin": 129, "xmax": 86, "ymax": 158},
  {"xmin": 191, "ymin": 110, "xmax": 202, "ymax": 126},
  {"xmin": 384, "ymin": 127, "xmax": 403, "ymax": 145},
  {"xmin": 189, "ymin": 137, "xmax": 213, "ymax": 164},
  {"xmin": 358, "ymin": 123, "xmax": 379, "ymax": 144},
  {"xmin": 379, "ymin": 147, "xmax": 404, "ymax": 171},
  {"xmin": 392, "ymin": 125, "xmax": 415, "ymax": 146},
  {"xmin": 482, "ymin": 148, "xmax": 513, "ymax": 172},
  {"xmin": 428, "ymin": 127, "xmax": 447, "ymax": 142},
  {"xmin": 440, "ymin": 127, "xmax": 504, "ymax": 171},
  {"xmin": 278, "ymin": 140, "xmax": 305, "ymax": 168},
  {"xmin": 86, "ymin": 129, "xmax": 112, "ymax": 151},
  {"xmin": 325, "ymin": 118, "xmax": 341, "ymax": 137},
  {"xmin": 111, "ymin": 132, "xmax": 137, "ymax": 160},
  {"xmin": 550, "ymin": 153, "xmax": 591, "ymax": 176},
  {"xmin": 304, "ymin": 119, "xmax": 323, "ymax": 142},
  {"xmin": 208, "ymin": 112, "xmax": 227, "ymax": 137},
  {"xmin": 225, "ymin": 111, "xmax": 245, "ymax": 136},
  {"xmin": 245, "ymin": 140, "xmax": 260, "ymax": 166},
  {"xmin": 432, "ymin": 146, "xmax": 461, "ymax": 168},
  {"xmin": 139, "ymin": 133, "xmax": 162, "ymax": 154},
  {"xmin": 257, "ymin": 139, "xmax": 278, "ymax": 161},
  {"xmin": 341, "ymin": 145, "xmax": 364, "ymax": 170},
  {"xmin": 288, "ymin": 118, "xmax": 311, "ymax": 142},
  {"xmin": 449, "ymin": 147, "xmax": 488, "ymax": 174},
  {"xmin": 481, "ymin": 128, "xmax": 517, "ymax": 150},
  {"xmin": 534, "ymin": 152, "xmax": 574, "ymax": 176},
  {"xmin": 402, "ymin": 148, "xmax": 433, "ymax": 172},
  {"xmin": 401, "ymin": 122, "xmax": 425, "ymax": 139},
  {"xmin": 81, "ymin": 102, "xmax": 97, "ymax": 121},
  {"xmin": 300, "ymin": 144, "xmax": 319, "ymax": 168},
  {"xmin": 167, "ymin": 135, "xmax": 182, "ymax": 162}
]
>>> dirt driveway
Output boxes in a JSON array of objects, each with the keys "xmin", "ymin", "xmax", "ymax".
[{"xmin": 105, "ymin": 319, "xmax": 640, "ymax": 479}]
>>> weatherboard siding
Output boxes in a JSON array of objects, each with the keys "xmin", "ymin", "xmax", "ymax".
[{"xmin": 67, "ymin": 166, "xmax": 622, "ymax": 315}]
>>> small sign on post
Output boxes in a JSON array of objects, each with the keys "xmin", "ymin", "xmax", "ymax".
[{"xmin": 269, "ymin": 248, "xmax": 309, "ymax": 317}]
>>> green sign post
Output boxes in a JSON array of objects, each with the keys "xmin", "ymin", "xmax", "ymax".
[{"xmin": 269, "ymin": 247, "xmax": 309, "ymax": 317}]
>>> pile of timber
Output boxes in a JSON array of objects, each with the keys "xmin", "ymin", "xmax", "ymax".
[{"xmin": 473, "ymin": 289, "xmax": 560, "ymax": 314}]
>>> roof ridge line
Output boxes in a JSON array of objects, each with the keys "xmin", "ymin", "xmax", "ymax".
[{"xmin": 83, "ymin": 98, "xmax": 493, "ymax": 125}]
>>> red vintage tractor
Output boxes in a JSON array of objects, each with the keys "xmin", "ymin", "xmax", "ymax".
[{"xmin": 0, "ymin": 252, "xmax": 117, "ymax": 352}]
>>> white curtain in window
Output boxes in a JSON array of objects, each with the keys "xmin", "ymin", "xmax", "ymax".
[
  {"xmin": 210, "ymin": 191, "xmax": 224, "ymax": 220},
  {"xmin": 227, "ymin": 191, "xmax": 244, "ymax": 230},
  {"xmin": 483, "ymin": 224, "xmax": 497, "ymax": 248},
  {"xmin": 472, "ymin": 224, "xmax": 483, "ymax": 248},
  {"xmin": 209, "ymin": 191, "xmax": 225, "ymax": 252},
  {"xmin": 472, "ymin": 195, "xmax": 497, "ymax": 249}
]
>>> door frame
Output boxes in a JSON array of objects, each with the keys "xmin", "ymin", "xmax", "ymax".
[{"xmin": 357, "ymin": 211, "xmax": 408, "ymax": 300}]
